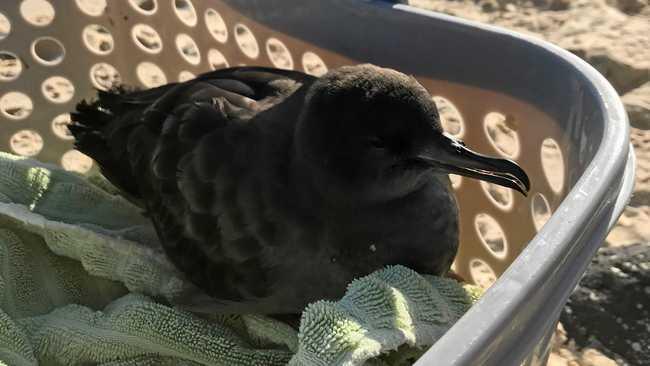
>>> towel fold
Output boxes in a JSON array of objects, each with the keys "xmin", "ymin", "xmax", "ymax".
[{"xmin": 0, "ymin": 152, "xmax": 480, "ymax": 366}]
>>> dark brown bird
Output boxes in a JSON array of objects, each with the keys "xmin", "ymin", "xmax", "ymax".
[{"xmin": 69, "ymin": 64, "xmax": 529, "ymax": 314}]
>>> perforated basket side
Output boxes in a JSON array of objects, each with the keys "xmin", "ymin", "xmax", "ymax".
[{"xmin": 0, "ymin": 0, "xmax": 572, "ymax": 286}]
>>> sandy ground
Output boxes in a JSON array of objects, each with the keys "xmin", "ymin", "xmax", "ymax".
[{"xmin": 404, "ymin": 0, "xmax": 650, "ymax": 365}]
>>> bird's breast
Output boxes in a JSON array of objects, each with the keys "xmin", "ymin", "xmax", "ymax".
[{"xmin": 301, "ymin": 177, "xmax": 460, "ymax": 281}]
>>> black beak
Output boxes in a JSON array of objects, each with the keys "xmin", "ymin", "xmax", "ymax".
[{"xmin": 417, "ymin": 133, "xmax": 530, "ymax": 196}]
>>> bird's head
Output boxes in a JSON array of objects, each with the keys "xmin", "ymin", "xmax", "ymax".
[{"xmin": 295, "ymin": 64, "xmax": 529, "ymax": 202}]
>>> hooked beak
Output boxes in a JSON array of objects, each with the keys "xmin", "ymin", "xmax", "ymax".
[{"xmin": 417, "ymin": 133, "xmax": 530, "ymax": 196}]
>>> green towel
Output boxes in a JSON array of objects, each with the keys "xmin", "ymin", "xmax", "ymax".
[{"xmin": 0, "ymin": 152, "xmax": 481, "ymax": 366}]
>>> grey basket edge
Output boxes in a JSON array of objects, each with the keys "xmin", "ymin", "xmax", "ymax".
[{"xmin": 393, "ymin": 4, "xmax": 635, "ymax": 366}]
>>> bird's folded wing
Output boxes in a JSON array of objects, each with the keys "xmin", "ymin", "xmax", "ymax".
[{"xmin": 0, "ymin": 152, "xmax": 481, "ymax": 366}]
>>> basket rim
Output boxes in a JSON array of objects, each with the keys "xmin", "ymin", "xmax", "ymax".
[{"xmin": 391, "ymin": 3, "xmax": 634, "ymax": 365}]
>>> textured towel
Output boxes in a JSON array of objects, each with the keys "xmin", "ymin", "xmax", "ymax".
[{"xmin": 0, "ymin": 152, "xmax": 481, "ymax": 366}]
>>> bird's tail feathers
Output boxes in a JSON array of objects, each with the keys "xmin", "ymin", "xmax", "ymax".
[{"xmin": 69, "ymin": 86, "xmax": 172, "ymax": 201}]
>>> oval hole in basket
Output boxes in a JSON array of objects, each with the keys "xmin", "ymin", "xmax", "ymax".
[
  {"xmin": 469, "ymin": 258, "xmax": 497, "ymax": 289},
  {"xmin": 132, "ymin": 24, "xmax": 163, "ymax": 54},
  {"xmin": 484, "ymin": 112, "xmax": 520, "ymax": 158},
  {"xmin": 83, "ymin": 24, "xmax": 114, "ymax": 55},
  {"xmin": 302, "ymin": 51, "xmax": 327, "ymax": 77},
  {"xmin": 207, "ymin": 49, "xmax": 229, "ymax": 70},
  {"xmin": 175, "ymin": 34, "xmax": 201, "ymax": 65},
  {"xmin": 450, "ymin": 261, "xmax": 458, "ymax": 273},
  {"xmin": 531, "ymin": 192, "xmax": 552, "ymax": 232},
  {"xmin": 10, "ymin": 129, "xmax": 43, "ymax": 157},
  {"xmin": 61, "ymin": 149, "xmax": 93, "ymax": 173},
  {"xmin": 266, "ymin": 38, "xmax": 293, "ymax": 70},
  {"xmin": 136, "ymin": 61, "xmax": 167, "ymax": 88},
  {"xmin": 474, "ymin": 213, "xmax": 508, "ymax": 260},
  {"xmin": 89, "ymin": 62, "xmax": 121, "ymax": 91},
  {"xmin": 205, "ymin": 8, "xmax": 228, "ymax": 43},
  {"xmin": 174, "ymin": 0, "xmax": 197, "ymax": 27},
  {"xmin": 129, "ymin": 0, "xmax": 157, "ymax": 15},
  {"xmin": 0, "ymin": 12, "xmax": 11, "ymax": 40},
  {"xmin": 234, "ymin": 23, "xmax": 259, "ymax": 59},
  {"xmin": 432, "ymin": 96, "xmax": 464, "ymax": 138},
  {"xmin": 480, "ymin": 181, "xmax": 514, "ymax": 211},
  {"xmin": 178, "ymin": 70, "xmax": 195, "ymax": 82},
  {"xmin": 449, "ymin": 174, "xmax": 462, "ymax": 190},
  {"xmin": 76, "ymin": 0, "xmax": 107, "ymax": 17},
  {"xmin": 51, "ymin": 113, "xmax": 73, "ymax": 140},
  {"xmin": 0, "ymin": 52, "xmax": 22, "ymax": 82},
  {"xmin": 541, "ymin": 138, "xmax": 565, "ymax": 194},
  {"xmin": 31, "ymin": 37, "xmax": 66, "ymax": 66},
  {"xmin": 42, "ymin": 76, "xmax": 75, "ymax": 104},
  {"xmin": 0, "ymin": 91, "xmax": 33, "ymax": 120},
  {"xmin": 20, "ymin": 0, "xmax": 55, "ymax": 27}
]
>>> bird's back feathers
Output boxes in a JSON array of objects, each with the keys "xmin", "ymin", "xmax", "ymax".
[{"xmin": 70, "ymin": 67, "xmax": 315, "ymax": 306}]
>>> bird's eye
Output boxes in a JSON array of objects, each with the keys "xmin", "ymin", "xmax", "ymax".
[{"xmin": 367, "ymin": 136, "xmax": 386, "ymax": 149}]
